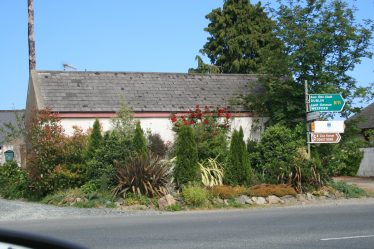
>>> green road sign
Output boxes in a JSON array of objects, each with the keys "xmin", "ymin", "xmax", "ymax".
[{"xmin": 309, "ymin": 94, "xmax": 345, "ymax": 112}]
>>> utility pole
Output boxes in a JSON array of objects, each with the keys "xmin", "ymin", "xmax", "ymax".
[
  {"xmin": 305, "ymin": 80, "xmax": 311, "ymax": 159},
  {"xmin": 28, "ymin": 0, "xmax": 36, "ymax": 71}
]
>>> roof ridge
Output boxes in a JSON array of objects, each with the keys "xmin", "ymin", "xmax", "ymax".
[{"xmin": 33, "ymin": 70, "xmax": 261, "ymax": 77}]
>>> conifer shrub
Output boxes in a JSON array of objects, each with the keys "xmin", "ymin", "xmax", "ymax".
[
  {"xmin": 248, "ymin": 184, "xmax": 297, "ymax": 197},
  {"xmin": 86, "ymin": 119, "xmax": 103, "ymax": 158},
  {"xmin": 224, "ymin": 127, "xmax": 252, "ymax": 186},
  {"xmin": 174, "ymin": 125, "xmax": 200, "ymax": 186},
  {"xmin": 133, "ymin": 121, "xmax": 148, "ymax": 159}
]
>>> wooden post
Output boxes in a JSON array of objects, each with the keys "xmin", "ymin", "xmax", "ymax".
[{"xmin": 28, "ymin": 0, "xmax": 36, "ymax": 71}]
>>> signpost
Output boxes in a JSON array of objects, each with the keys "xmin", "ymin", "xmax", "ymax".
[
  {"xmin": 304, "ymin": 82, "xmax": 346, "ymax": 158},
  {"xmin": 309, "ymin": 133, "xmax": 341, "ymax": 144},
  {"xmin": 309, "ymin": 94, "xmax": 345, "ymax": 112}
]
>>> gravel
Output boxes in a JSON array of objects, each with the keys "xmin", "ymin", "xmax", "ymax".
[{"xmin": 0, "ymin": 198, "xmax": 162, "ymax": 222}]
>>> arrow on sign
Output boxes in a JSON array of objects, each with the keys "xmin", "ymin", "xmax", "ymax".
[
  {"xmin": 309, "ymin": 94, "xmax": 345, "ymax": 112},
  {"xmin": 309, "ymin": 133, "xmax": 341, "ymax": 144}
]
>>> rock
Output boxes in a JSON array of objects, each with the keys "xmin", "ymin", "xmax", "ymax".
[
  {"xmin": 296, "ymin": 194, "xmax": 306, "ymax": 201},
  {"xmin": 318, "ymin": 196, "xmax": 327, "ymax": 200},
  {"xmin": 224, "ymin": 199, "xmax": 229, "ymax": 206},
  {"xmin": 63, "ymin": 197, "xmax": 76, "ymax": 203},
  {"xmin": 280, "ymin": 195, "xmax": 297, "ymax": 203},
  {"xmin": 266, "ymin": 195, "xmax": 283, "ymax": 204},
  {"xmin": 75, "ymin": 198, "xmax": 82, "ymax": 202},
  {"xmin": 158, "ymin": 194, "xmax": 176, "ymax": 210},
  {"xmin": 306, "ymin": 193, "xmax": 315, "ymax": 201},
  {"xmin": 251, "ymin": 196, "xmax": 267, "ymax": 205},
  {"xmin": 212, "ymin": 197, "xmax": 225, "ymax": 205},
  {"xmin": 235, "ymin": 195, "xmax": 253, "ymax": 205},
  {"xmin": 334, "ymin": 191, "xmax": 344, "ymax": 199}
]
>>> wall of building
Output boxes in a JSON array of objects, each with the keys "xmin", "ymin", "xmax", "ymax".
[
  {"xmin": 60, "ymin": 116, "xmax": 267, "ymax": 143},
  {"xmin": 357, "ymin": 148, "xmax": 374, "ymax": 177}
]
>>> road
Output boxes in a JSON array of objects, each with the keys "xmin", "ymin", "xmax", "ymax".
[{"xmin": 1, "ymin": 201, "xmax": 374, "ymax": 249}]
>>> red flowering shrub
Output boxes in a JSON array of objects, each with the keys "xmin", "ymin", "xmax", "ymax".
[
  {"xmin": 26, "ymin": 108, "xmax": 88, "ymax": 197},
  {"xmin": 171, "ymin": 105, "xmax": 232, "ymax": 162}
]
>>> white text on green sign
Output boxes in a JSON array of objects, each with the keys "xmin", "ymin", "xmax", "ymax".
[{"xmin": 309, "ymin": 94, "xmax": 345, "ymax": 112}]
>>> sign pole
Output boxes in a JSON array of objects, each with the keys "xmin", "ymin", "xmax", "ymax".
[{"xmin": 305, "ymin": 80, "xmax": 311, "ymax": 159}]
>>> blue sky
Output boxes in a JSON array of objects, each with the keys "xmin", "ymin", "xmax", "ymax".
[{"xmin": 0, "ymin": 0, "xmax": 373, "ymax": 110}]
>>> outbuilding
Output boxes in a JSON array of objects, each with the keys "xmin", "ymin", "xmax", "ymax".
[{"xmin": 26, "ymin": 70, "xmax": 267, "ymax": 143}]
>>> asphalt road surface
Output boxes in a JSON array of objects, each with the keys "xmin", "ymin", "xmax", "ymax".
[{"xmin": 1, "ymin": 201, "xmax": 374, "ymax": 249}]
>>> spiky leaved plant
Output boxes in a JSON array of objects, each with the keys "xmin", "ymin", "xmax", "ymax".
[{"xmin": 112, "ymin": 153, "xmax": 173, "ymax": 198}]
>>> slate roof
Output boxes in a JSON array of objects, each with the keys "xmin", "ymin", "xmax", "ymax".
[
  {"xmin": 0, "ymin": 110, "xmax": 24, "ymax": 144},
  {"xmin": 30, "ymin": 71, "xmax": 261, "ymax": 113},
  {"xmin": 349, "ymin": 102, "xmax": 374, "ymax": 129}
]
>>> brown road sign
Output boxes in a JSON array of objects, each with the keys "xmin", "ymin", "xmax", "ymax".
[{"xmin": 309, "ymin": 133, "xmax": 341, "ymax": 144}]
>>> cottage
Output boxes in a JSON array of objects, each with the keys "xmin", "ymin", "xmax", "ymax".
[
  {"xmin": 26, "ymin": 70, "xmax": 266, "ymax": 143},
  {"xmin": 0, "ymin": 110, "xmax": 25, "ymax": 166}
]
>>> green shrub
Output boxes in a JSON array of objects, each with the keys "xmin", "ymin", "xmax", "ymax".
[
  {"xmin": 133, "ymin": 121, "xmax": 148, "ymax": 159},
  {"xmin": 123, "ymin": 193, "xmax": 156, "ymax": 206},
  {"xmin": 148, "ymin": 133, "xmax": 168, "ymax": 157},
  {"xmin": 329, "ymin": 181, "xmax": 367, "ymax": 198},
  {"xmin": 86, "ymin": 119, "xmax": 103, "ymax": 159},
  {"xmin": 225, "ymin": 127, "xmax": 252, "ymax": 186},
  {"xmin": 174, "ymin": 125, "xmax": 200, "ymax": 186},
  {"xmin": 112, "ymin": 153, "xmax": 172, "ymax": 198},
  {"xmin": 0, "ymin": 161, "xmax": 29, "ymax": 199},
  {"xmin": 182, "ymin": 184, "xmax": 209, "ymax": 207}
]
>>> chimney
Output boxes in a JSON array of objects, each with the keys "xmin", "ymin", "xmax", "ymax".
[{"xmin": 28, "ymin": 0, "xmax": 36, "ymax": 71}]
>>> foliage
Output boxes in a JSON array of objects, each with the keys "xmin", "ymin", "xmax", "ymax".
[
  {"xmin": 174, "ymin": 125, "xmax": 200, "ymax": 186},
  {"xmin": 86, "ymin": 119, "xmax": 103, "ymax": 159},
  {"xmin": 329, "ymin": 181, "xmax": 367, "ymax": 198},
  {"xmin": 41, "ymin": 188, "xmax": 115, "ymax": 208},
  {"xmin": 171, "ymin": 105, "xmax": 230, "ymax": 163},
  {"xmin": 191, "ymin": 0, "xmax": 282, "ymax": 74},
  {"xmin": 182, "ymin": 184, "xmax": 209, "ymax": 207},
  {"xmin": 273, "ymin": 0, "xmax": 373, "ymax": 118},
  {"xmin": 62, "ymin": 127, "xmax": 88, "ymax": 165},
  {"xmin": 26, "ymin": 108, "xmax": 66, "ymax": 197},
  {"xmin": 164, "ymin": 203, "xmax": 183, "ymax": 212},
  {"xmin": 123, "ymin": 193, "xmax": 157, "ymax": 207},
  {"xmin": 148, "ymin": 133, "xmax": 168, "ymax": 158},
  {"xmin": 111, "ymin": 102, "xmax": 135, "ymax": 138},
  {"xmin": 199, "ymin": 158, "xmax": 224, "ymax": 187},
  {"xmin": 225, "ymin": 127, "xmax": 252, "ymax": 186},
  {"xmin": 252, "ymin": 124, "xmax": 328, "ymax": 192},
  {"xmin": 112, "ymin": 153, "xmax": 172, "ymax": 198},
  {"xmin": 133, "ymin": 121, "xmax": 148, "ymax": 159},
  {"xmin": 0, "ymin": 161, "xmax": 29, "ymax": 199},
  {"xmin": 209, "ymin": 185, "xmax": 247, "ymax": 199},
  {"xmin": 248, "ymin": 184, "xmax": 297, "ymax": 197}
]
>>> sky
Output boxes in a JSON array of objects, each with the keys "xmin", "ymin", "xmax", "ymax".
[{"xmin": 0, "ymin": 0, "xmax": 373, "ymax": 110}]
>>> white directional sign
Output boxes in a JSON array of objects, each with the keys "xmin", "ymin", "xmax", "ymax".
[
  {"xmin": 312, "ymin": 121, "xmax": 345, "ymax": 133},
  {"xmin": 309, "ymin": 133, "xmax": 341, "ymax": 144}
]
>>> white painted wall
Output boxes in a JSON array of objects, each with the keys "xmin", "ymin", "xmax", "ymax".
[{"xmin": 60, "ymin": 116, "xmax": 267, "ymax": 143}]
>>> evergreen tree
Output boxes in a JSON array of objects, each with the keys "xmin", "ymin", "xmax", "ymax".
[
  {"xmin": 87, "ymin": 119, "xmax": 103, "ymax": 158},
  {"xmin": 133, "ymin": 121, "xmax": 148, "ymax": 159},
  {"xmin": 174, "ymin": 125, "xmax": 200, "ymax": 186},
  {"xmin": 225, "ymin": 127, "xmax": 252, "ymax": 185},
  {"xmin": 191, "ymin": 0, "xmax": 283, "ymax": 74}
]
